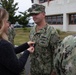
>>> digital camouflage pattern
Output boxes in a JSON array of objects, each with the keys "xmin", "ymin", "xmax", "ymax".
[
  {"xmin": 28, "ymin": 4, "xmax": 45, "ymax": 15},
  {"xmin": 29, "ymin": 24, "xmax": 60, "ymax": 75},
  {"xmin": 8, "ymin": 25, "xmax": 15, "ymax": 45},
  {"xmin": 54, "ymin": 35, "xmax": 76, "ymax": 75}
]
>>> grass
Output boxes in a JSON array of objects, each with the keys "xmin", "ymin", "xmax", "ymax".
[
  {"xmin": 14, "ymin": 28, "xmax": 76, "ymax": 75},
  {"xmin": 14, "ymin": 27, "xmax": 31, "ymax": 45},
  {"xmin": 59, "ymin": 31, "xmax": 76, "ymax": 39},
  {"xmin": 14, "ymin": 28, "xmax": 76, "ymax": 45}
]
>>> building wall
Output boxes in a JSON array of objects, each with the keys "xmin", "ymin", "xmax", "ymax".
[{"xmin": 32, "ymin": 0, "xmax": 76, "ymax": 31}]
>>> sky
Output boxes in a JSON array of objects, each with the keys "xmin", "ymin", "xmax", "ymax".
[
  {"xmin": 14, "ymin": 0, "xmax": 32, "ymax": 15},
  {"xmin": 14, "ymin": 0, "xmax": 34, "ymax": 23}
]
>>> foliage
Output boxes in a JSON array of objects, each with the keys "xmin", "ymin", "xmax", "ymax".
[
  {"xmin": 14, "ymin": 28, "xmax": 76, "ymax": 45},
  {"xmin": 18, "ymin": 11, "xmax": 30, "ymax": 28},
  {"xmin": 1, "ymin": 0, "xmax": 30, "ymax": 28},
  {"xmin": 14, "ymin": 27, "xmax": 31, "ymax": 45},
  {"xmin": 1, "ymin": 0, "xmax": 19, "ymax": 24},
  {"xmin": 56, "ymin": 29, "xmax": 61, "ymax": 34}
]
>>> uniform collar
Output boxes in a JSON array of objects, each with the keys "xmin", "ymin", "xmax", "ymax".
[{"xmin": 35, "ymin": 24, "xmax": 49, "ymax": 33}]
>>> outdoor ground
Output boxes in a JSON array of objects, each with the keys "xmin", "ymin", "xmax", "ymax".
[
  {"xmin": 14, "ymin": 27, "xmax": 76, "ymax": 75},
  {"xmin": 14, "ymin": 28, "xmax": 30, "ymax": 45},
  {"xmin": 14, "ymin": 27, "xmax": 76, "ymax": 45}
]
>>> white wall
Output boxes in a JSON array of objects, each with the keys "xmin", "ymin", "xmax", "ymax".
[
  {"xmin": 45, "ymin": 0, "xmax": 76, "ymax": 15},
  {"xmin": 33, "ymin": 0, "xmax": 76, "ymax": 31},
  {"xmin": 68, "ymin": 25, "xmax": 76, "ymax": 31},
  {"xmin": 50, "ymin": 25, "xmax": 63, "ymax": 30},
  {"xmin": 34, "ymin": 0, "xmax": 76, "ymax": 14}
]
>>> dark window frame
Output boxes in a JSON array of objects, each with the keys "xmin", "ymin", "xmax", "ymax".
[
  {"xmin": 39, "ymin": 0, "xmax": 53, "ymax": 3},
  {"xmin": 31, "ymin": 0, "xmax": 34, "ymax": 3},
  {"xmin": 69, "ymin": 13, "xmax": 76, "ymax": 24},
  {"xmin": 46, "ymin": 15, "xmax": 63, "ymax": 25}
]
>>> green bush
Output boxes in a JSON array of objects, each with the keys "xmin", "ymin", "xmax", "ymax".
[{"xmin": 56, "ymin": 29, "xmax": 61, "ymax": 34}]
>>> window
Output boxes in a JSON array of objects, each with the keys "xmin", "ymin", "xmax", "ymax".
[
  {"xmin": 57, "ymin": 15, "xmax": 63, "ymax": 24},
  {"xmin": 51, "ymin": 16, "xmax": 56, "ymax": 24},
  {"xmin": 46, "ymin": 16, "xmax": 52, "ymax": 24},
  {"xmin": 31, "ymin": 0, "xmax": 34, "ymax": 3},
  {"xmin": 39, "ymin": 0, "xmax": 45, "ymax": 3},
  {"xmin": 46, "ymin": 15, "xmax": 63, "ymax": 25},
  {"xmin": 69, "ymin": 14, "xmax": 76, "ymax": 24},
  {"xmin": 39, "ymin": 0, "xmax": 53, "ymax": 3}
]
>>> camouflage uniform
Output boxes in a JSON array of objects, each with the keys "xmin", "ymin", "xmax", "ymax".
[
  {"xmin": 8, "ymin": 24, "xmax": 15, "ymax": 45},
  {"xmin": 28, "ymin": 4, "xmax": 60, "ymax": 75},
  {"xmin": 30, "ymin": 24, "xmax": 60, "ymax": 75},
  {"xmin": 54, "ymin": 35, "xmax": 76, "ymax": 75},
  {"xmin": 28, "ymin": 4, "xmax": 45, "ymax": 15}
]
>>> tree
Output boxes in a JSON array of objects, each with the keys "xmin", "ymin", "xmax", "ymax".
[
  {"xmin": 1, "ymin": 0, "xmax": 19, "ymax": 24},
  {"xmin": 1, "ymin": 0, "xmax": 30, "ymax": 28},
  {"xmin": 18, "ymin": 11, "xmax": 30, "ymax": 28}
]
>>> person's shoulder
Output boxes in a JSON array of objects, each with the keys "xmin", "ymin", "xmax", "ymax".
[
  {"xmin": 32, "ymin": 25, "xmax": 36, "ymax": 29},
  {"xmin": 30, "ymin": 25, "xmax": 36, "ymax": 32},
  {"xmin": 0, "ymin": 39, "xmax": 12, "ymax": 46},
  {"xmin": 62, "ymin": 35, "xmax": 76, "ymax": 44},
  {"xmin": 61, "ymin": 35, "xmax": 76, "ymax": 52},
  {"xmin": 47, "ymin": 24, "xmax": 55, "ymax": 30},
  {"xmin": 47, "ymin": 24, "xmax": 58, "ymax": 35},
  {"xmin": 11, "ymin": 25, "xmax": 14, "ymax": 28}
]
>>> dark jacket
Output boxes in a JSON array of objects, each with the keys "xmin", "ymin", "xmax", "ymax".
[{"xmin": 0, "ymin": 39, "xmax": 30, "ymax": 75}]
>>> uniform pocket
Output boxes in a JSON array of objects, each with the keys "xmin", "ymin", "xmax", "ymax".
[{"xmin": 38, "ymin": 35, "xmax": 49, "ymax": 47}]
